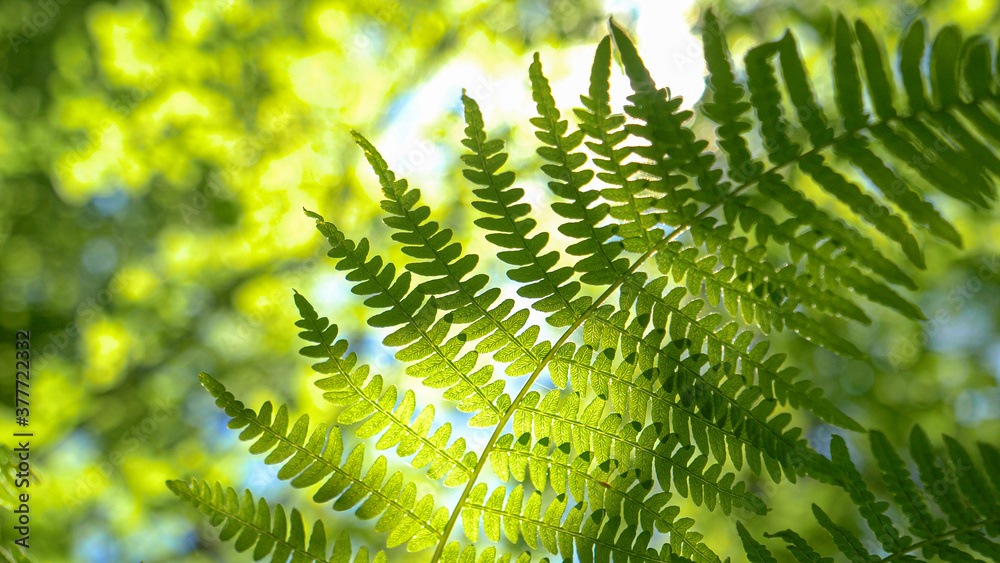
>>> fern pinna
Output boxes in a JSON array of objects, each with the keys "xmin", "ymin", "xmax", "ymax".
[{"xmin": 168, "ymin": 11, "xmax": 1000, "ymax": 563}]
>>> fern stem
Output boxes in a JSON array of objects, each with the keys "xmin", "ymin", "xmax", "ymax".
[{"xmin": 880, "ymin": 517, "xmax": 999, "ymax": 561}]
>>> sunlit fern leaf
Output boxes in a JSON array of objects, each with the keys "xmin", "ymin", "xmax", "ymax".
[
  {"xmin": 461, "ymin": 92, "xmax": 590, "ymax": 328},
  {"xmin": 581, "ymin": 27, "xmax": 664, "ymax": 252},
  {"xmin": 486, "ymin": 435, "xmax": 719, "ymax": 562},
  {"xmin": 293, "ymin": 291, "xmax": 477, "ymax": 487},
  {"xmin": 510, "ymin": 388, "xmax": 766, "ymax": 516},
  {"xmin": 194, "ymin": 374, "xmax": 448, "ymax": 552},
  {"xmin": 612, "ymin": 18, "xmax": 877, "ymax": 353},
  {"xmin": 304, "ymin": 209, "xmax": 511, "ymax": 428},
  {"xmin": 743, "ymin": 427, "xmax": 1000, "ymax": 561},
  {"xmin": 462, "ymin": 482, "xmax": 706, "ymax": 562},
  {"xmin": 350, "ymin": 131, "xmax": 560, "ymax": 389},
  {"xmin": 701, "ymin": 9, "xmax": 762, "ymax": 185},
  {"xmin": 530, "ymin": 46, "xmax": 628, "ymax": 287},
  {"xmin": 167, "ymin": 479, "xmax": 385, "ymax": 563}
]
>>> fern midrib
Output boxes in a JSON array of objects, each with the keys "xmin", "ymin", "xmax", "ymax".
[
  {"xmin": 334, "ymin": 233, "xmax": 503, "ymax": 419},
  {"xmin": 492, "ymin": 443, "xmax": 716, "ymax": 560},
  {"xmin": 174, "ymin": 483, "xmax": 331, "ymax": 563},
  {"xmin": 302, "ymin": 312, "xmax": 473, "ymax": 477},
  {"xmin": 466, "ymin": 501, "xmax": 665, "ymax": 562},
  {"xmin": 216, "ymin": 390, "xmax": 442, "ymax": 537},
  {"xmin": 880, "ymin": 516, "xmax": 1000, "ymax": 561}
]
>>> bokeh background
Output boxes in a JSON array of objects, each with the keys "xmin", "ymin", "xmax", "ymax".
[{"xmin": 1, "ymin": 0, "xmax": 999, "ymax": 561}]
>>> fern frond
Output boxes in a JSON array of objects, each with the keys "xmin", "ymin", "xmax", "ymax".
[
  {"xmin": 611, "ymin": 20, "xmax": 723, "ymax": 215},
  {"xmin": 293, "ymin": 291, "xmax": 476, "ymax": 486},
  {"xmin": 742, "ymin": 38, "xmax": 921, "ymax": 295},
  {"xmin": 579, "ymin": 31, "xmax": 663, "ymax": 252},
  {"xmin": 351, "ymin": 130, "xmax": 487, "ymax": 314},
  {"xmin": 743, "ymin": 427, "xmax": 1000, "ymax": 562},
  {"xmin": 870, "ymin": 430, "xmax": 946, "ymax": 541},
  {"xmin": 172, "ymin": 13, "xmax": 1000, "ymax": 563},
  {"xmin": 830, "ymin": 435, "xmax": 909, "ymax": 553},
  {"xmin": 351, "ymin": 130, "xmax": 562, "ymax": 403},
  {"xmin": 461, "ymin": 92, "xmax": 589, "ymax": 328},
  {"xmin": 167, "ymin": 479, "xmax": 385, "ymax": 563},
  {"xmin": 462, "ymin": 482, "xmax": 706, "ymax": 562},
  {"xmin": 701, "ymin": 10, "xmax": 761, "ymax": 185},
  {"xmin": 487, "ymin": 433, "xmax": 719, "ymax": 562},
  {"xmin": 530, "ymin": 46, "xmax": 629, "ymax": 286},
  {"xmin": 776, "ymin": 32, "xmax": 925, "ymax": 268},
  {"xmin": 197, "ymin": 374, "xmax": 448, "ymax": 551},
  {"xmin": 305, "ymin": 210, "xmax": 510, "ymax": 427},
  {"xmin": 610, "ymin": 21, "xmax": 887, "ymax": 353}
]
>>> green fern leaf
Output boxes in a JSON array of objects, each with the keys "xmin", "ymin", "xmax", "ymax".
[
  {"xmin": 530, "ymin": 46, "xmax": 629, "ymax": 287},
  {"xmin": 461, "ymin": 92, "xmax": 588, "ymax": 327},
  {"xmin": 167, "ymin": 479, "xmax": 385, "ymax": 563},
  {"xmin": 737, "ymin": 522, "xmax": 778, "ymax": 563},
  {"xmin": 811, "ymin": 504, "xmax": 877, "ymax": 563},
  {"xmin": 763, "ymin": 529, "xmax": 834, "ymax": 563},
  {"xmin": 748, "ymin": 427, "xmax": 1000, "ymax": 561},
  {"xmin": 196, "ymin": 374, "xmax": 446, "ymax": 551},
  {"xmin": 293, "ymin": 291, "xmax": 477, "ymax": 486},
  {"xmin": 870, "ymin": 430, "xmax": 947, "ymax": 540}
]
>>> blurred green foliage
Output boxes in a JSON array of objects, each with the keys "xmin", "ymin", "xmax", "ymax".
[{"xmin": 1, "ymin": 0, "xmax": 999, "ymax": 561}]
